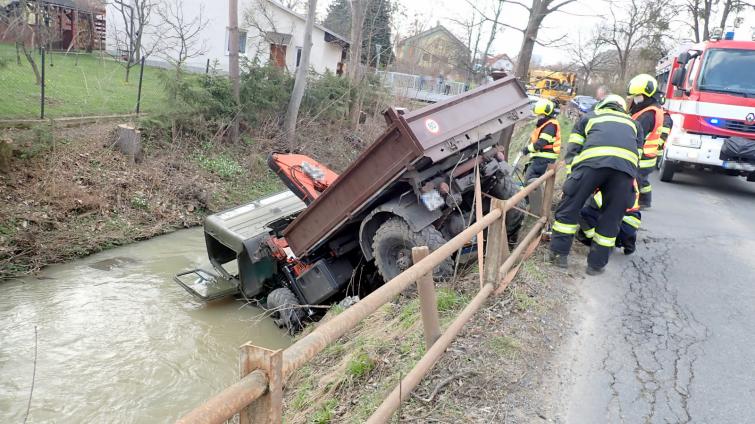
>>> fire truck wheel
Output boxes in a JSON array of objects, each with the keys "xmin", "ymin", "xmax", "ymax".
[
  {"xmin": 372, "ymin": 218, "xmax": 453, "ymax": 282},
  {"xmin": 659, "ymin": 157, "xmax": 676, "ymax": 182},
  {"xmin": 266, "ymin": 287, "xmax": 305, "ymax": 334}
]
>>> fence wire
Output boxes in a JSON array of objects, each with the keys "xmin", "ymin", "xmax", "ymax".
[{"xmin": 0, "ymin": 43, "xmax": 162, "ymax": 120}]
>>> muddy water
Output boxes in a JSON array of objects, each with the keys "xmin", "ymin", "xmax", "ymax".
[{"xmin": 0, "ymin": 228, "xmax": 291, "ymax": 423}]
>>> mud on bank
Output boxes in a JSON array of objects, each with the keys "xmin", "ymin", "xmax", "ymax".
[{"xmin": 0, "ymin": 118, "xmax": 383, "ymax": 280}]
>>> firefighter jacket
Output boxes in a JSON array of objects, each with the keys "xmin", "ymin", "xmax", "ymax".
[
  {"xmin": 564, "ymin": 105, "xmax": 644, "ymax": 178},
  {"xmin": 527, "ymin": 117, "xmax": 561, "ymax": 160},
  {"xmin": 658, "ymin": 112, "xmax": 673, "ymax": 154},
  {"xmin": 630, "ymin": 98, "xmax": 664, "ymax": 168}
]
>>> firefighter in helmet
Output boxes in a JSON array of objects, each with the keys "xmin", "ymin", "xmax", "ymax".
[
  {"xmin": 627, "ymin": 74, "xmax": 664, "ymax": 208},
  {"xmin": 521, "ymin": 98, "xmax": 561, "ymax": 181},
  {"xmin": 548, "ymin": 94, "xmax": 644, "ymax": 275}
]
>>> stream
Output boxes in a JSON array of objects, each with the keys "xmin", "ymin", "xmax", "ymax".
[{"xmin": 0, "ymin": 228, "xmax": 291, "ymax": 423}]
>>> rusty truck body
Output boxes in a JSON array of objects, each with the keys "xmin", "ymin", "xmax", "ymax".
[{"xmin": 175, "ymin": 76, "xmax": 533, "ymax": 332}]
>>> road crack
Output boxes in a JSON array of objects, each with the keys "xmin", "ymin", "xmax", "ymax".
[{"xmin": 600, "ymin": 241, "xmax": 710, "ymax": 423}]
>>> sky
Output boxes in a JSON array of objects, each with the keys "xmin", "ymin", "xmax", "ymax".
[{"xmin": 315, "ymin": 0, "xmax": 755, "ymax": 66}]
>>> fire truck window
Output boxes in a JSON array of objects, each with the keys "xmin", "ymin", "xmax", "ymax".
[
  {"xmin": 698, "ymin": 49, "xmax": 755, "ymax": 95},
  {"xmin": 686, "ymin": 57, "xmax": 699, "ymax": 89}
]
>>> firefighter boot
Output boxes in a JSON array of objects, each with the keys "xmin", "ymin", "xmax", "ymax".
[
  {"xmin": 586, "ymin": 265, "xmax": 605, "ymax": 276},
  {"xmin": 639, "ymin": 192, "xmax": 652, "ymax": 209},
  {"xmin": 546, "ymin": 250, "xmax": 568, "ymax": 269}
]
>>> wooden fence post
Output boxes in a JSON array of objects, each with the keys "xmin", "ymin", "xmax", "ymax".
[
  {"xmin": 540, "ymin": 164, "xmax": 558, "ymax": 222},
  {"xmin": 483, "ymin": 198, "xmax": 509, "ymax": 286},
  {"xmin": 413, "ymin": 246, "xmax": 441, "ymax": 348},
  {"xmin": 239, "ymin": 344, "xmax": 283, "ymax": 424}
]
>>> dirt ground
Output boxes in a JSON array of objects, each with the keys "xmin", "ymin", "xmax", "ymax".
[
  {"xmin": 0, "ymin": 118, "xmax": 384, "ymax": 280},
  {"xmin": 281, "ymin": 240, "xmax": 583, "ymax": 424}
]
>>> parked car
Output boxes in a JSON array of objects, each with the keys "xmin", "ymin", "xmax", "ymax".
[{"xmin": 568, "ymin": 95, "xmax": 598, "ymax": 119}]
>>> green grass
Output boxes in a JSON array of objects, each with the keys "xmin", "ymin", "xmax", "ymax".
[
  {"xmin": 312, "ymin": 399, "xmax": 337, "ymax": 424},
  {"xmin": 0, "ymin": 43, "xmax": 168, "ymax": 119},
  {"xmin": 346, "ymin": 351, "xmax": 375, "ymax": 379},
  {"xmin": 488, "ymin": 335, "xmax": 521, "ymax": 359}
]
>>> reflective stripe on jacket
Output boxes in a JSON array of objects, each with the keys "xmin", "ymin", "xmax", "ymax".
[
  {"xmin": 631, "ymin": 105, "xmax": 664, "ymax": 162},
  {"xmin": 564, "ymin": 107, "xmax": 644, "ymax": 177}
]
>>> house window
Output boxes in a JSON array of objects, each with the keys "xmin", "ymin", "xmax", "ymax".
[
  {"xmin": 296, "ymin": 47, "xmax": 302, "ymax": 67},
  {"xmin": 226, "ymin": 28, "xmax": 247, "ymax": 53}
]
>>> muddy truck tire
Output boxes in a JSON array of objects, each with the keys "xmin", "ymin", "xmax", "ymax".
[
  {"xmin": 489, "ymin": 171, "xmax": 526, "ymax": 245},
  {"xmin": 266, "ymin": 287, "xmax": 305, "ymax": 334},
  {"xmin": 372, "ymin": 218, "xmax": 454, "ymax": 282}
]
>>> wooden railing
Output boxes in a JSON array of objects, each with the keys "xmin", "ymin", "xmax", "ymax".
[{"xmin": 177, "ymin": 164, "xmax": 559, "ymax": 424}]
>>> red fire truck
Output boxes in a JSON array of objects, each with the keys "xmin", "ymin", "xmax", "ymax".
[{"xmin": 655, "ymin": 32, "xmax": 755, "ymax": 183}]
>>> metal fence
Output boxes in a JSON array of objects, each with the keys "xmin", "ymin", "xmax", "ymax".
[
  {"xmin": 0, "ymin": 44, "xmax": 154, "ymax": 121},
  {"xmin": 376, "ymin": 70, "xmax": 467, "ymax": 102},
  {"xmin": 176, "ymin": 164, "xmax": 559, "ymax": 424}
]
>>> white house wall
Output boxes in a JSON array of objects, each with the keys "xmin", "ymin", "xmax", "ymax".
[{"xmin": 106, "ymin": 0, "xmax": 344, "ymax": 74}]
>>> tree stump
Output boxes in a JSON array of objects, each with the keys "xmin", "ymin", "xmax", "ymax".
[
  {"xmin": 112, "ymin": 124, "xmax": 143, "ymax": 163},
  {"xmin": 0, "ymin": 137, "xmax": 12, "ymax": 173}
]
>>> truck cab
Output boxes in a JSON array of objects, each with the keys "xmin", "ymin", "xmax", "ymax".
[{"xmin": 657, "ymin": 35, "xmax": 755, "ymax": 182}]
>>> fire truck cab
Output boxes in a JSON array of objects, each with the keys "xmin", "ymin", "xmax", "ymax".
[{"xmin": 656, "ymin": 33, "xmax": 755, "ymax": 183}]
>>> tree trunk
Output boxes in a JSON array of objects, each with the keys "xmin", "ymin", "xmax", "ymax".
[
  {"xmin": 284, "ymin": 0, "xmax": 317, "ymax": 149},
  {"xmin": 702, "ymin": 0, "xmax": 712, "ymax": 41},
  {"xmin": 719, "ymin": 0, "xmax": 733, "ymax": 30},
  {"xmin": 514, "ymin": 1, "xmax": 545, "ymax": 78},
  {"xmin": 228, "ymin": 0, "xmax": 241, "ymax": 142},
  {"xmin": 20, "ymin": 43, "xmax": 41, "ymax": 85},
  {"xmin": 348, "ymin": 0, "xmax": 368, "ymax": 129}
]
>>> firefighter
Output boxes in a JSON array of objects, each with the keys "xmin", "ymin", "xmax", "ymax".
[
  {"xmin": 627, "ymin": 74, "xmax": 664, "ymax": 208},
  {"xmin": 521, "ymin": 99, "xmax": 561, "ymax": 180},
  {"xmin": 548, "ymin": 94, "xmax": 644, "ymax": 275},
  {"xmin": 657, "ymin": 94, "xmax": 674, "ymax": 161},
  {"xmin": 577, "ymin": 180, "xmax": 642, "ymax": 255}
]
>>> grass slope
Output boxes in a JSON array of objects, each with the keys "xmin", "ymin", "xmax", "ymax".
[{"xmin": 0, "ymin": 44, "xmax": 167, "ymax": 119}]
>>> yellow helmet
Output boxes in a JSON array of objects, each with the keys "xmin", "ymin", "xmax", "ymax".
[
  {"xmin": 595, "ymin": 94, "xmax": 627, "ymax": 112},
  {"xmin": 627, "ymin": 74, "xmax": 658, "ymax": 97},
  {"xmin": 532, "ymin": 99, "xmax": 556, "ymax": 116}
]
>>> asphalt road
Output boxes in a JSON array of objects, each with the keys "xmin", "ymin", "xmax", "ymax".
[{"xmin": 553, "ymin": 169, "xmax": 755, "ymax": 423}]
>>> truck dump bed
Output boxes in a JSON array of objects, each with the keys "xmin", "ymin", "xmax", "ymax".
[{"xmin": 284, "ymin": 76, "xmax": 531, "ymax": 256}]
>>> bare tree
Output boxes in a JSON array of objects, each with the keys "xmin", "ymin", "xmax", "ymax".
[
  {"xmin": 682, "ymin": 0, "xmax": 755, "ymax": 42},
  {"xmin": 598, "ymin": 0, "xmax": 670, "ymax": 82},
  {"xmin": 568, "ymin": 29, "xmax": 609, "ymax": 91},
  {"xmin": 229, "ymin": 0, "xmax": 241, "ymax": 142},
  {"xmin": 110, "ymin": 0, "xmax": 157, "ymax": 82},
  {"xmin": 511, "ymin": 0, "xmax": 577, "ymax": 78},
  {"xmin": 462, "ymin": 0, "xmax": 577, "ymax": 78},
  {"xmin": 348, "ymin": 0, "xmax": 370, "ymax": 129},
  {"xmin": 156, "ymin": 0, "xmax": 209, "ymax": 79},
  {"xmin": 284, "ymin": 0, "xmax": 317, "ymax": 147},
  {"xmin": 1, "ymin": 0, "xmax": 41, "ymax": 84}
]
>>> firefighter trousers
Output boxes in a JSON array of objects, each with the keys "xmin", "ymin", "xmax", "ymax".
[
  {"xmin": 524, "ymin": 157, "xmax": 554, "ymax": 181},
  {"xmin": 578, "ymin": 206, "xmax": 640, "ymax": 253},
  {"xmin": 638, "ymin": 167, "xmax": 653, "ymax": 206},
  {"xmin": 550, "ymin": 167, "xmax": 634, "ymax": 269}
]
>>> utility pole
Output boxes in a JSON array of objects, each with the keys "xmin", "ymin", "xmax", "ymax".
[{"xmin": 228, "ymin": 0, "xmax": 240, "ymax": 142}]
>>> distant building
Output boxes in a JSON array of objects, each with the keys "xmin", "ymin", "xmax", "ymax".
[
  {"xmin": 105, "ymin": 0, "xmax": 349, "ymax": 74},
  {"xmin": 0, "ymin": 0, "xmax": 106, "ymax": 51},
  {"xmin": 485, "ymin": 53, "xmax": 514, "ymax": 73},
  {"xmin": 394, "ymin": 24, "xmax": 470, "ymax": 81}
]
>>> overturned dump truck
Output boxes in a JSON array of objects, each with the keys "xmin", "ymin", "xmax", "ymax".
[{"xmin": 175, "ymin": 76, "xmax": 532, "ymax": 332}]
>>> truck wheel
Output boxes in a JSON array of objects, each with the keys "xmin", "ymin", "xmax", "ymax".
[
  {"xmin": 372, "ymin": 218, "xmax": 453, "ymax": 282},
  {"xmin": 266, "ymin": 287, "xmax": 305, "ymax": 333},
  {"xmin": 659, "ymin": 157, "xmax": 676, "ymax": 182}
]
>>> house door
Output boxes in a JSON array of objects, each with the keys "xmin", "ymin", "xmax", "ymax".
[{"xmin": 270, "ymin": 44, "xmax": 287, "ymax": 68}]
